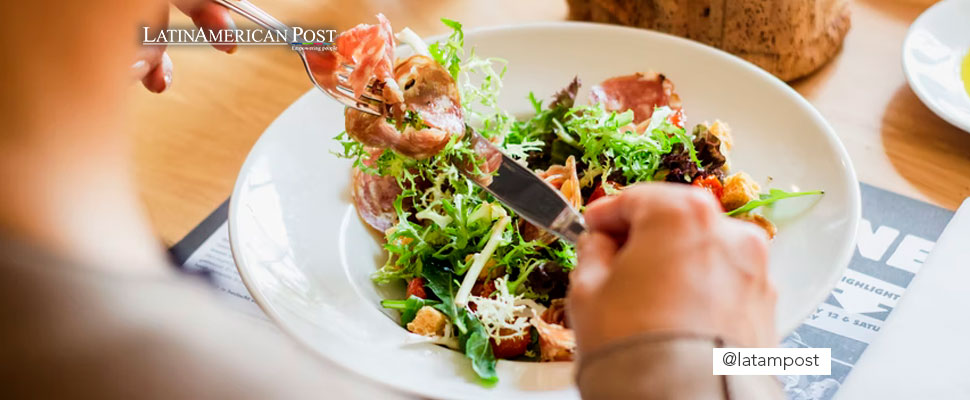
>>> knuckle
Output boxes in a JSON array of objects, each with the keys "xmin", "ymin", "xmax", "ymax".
[
  {"xmin": 621, "ymin": 183, "xmax": 662, "ymax": 206},
  {"xmin": 567, "ymin": 279, "xmax": 594, "ymax": 304},
  {"xmin": 735, "ymin": 220, "xmax": 769, "ymax": 250},
  {"xmin": 737, "ymin": 224, "xmax": 771, "ymax": 274},
  {"xmin": 682, "ymin": 188, "xmax": 720, "ymax": 223}
]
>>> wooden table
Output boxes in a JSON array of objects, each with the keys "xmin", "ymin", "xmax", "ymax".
[{"xmin": 131, "ymin": 0, "xmax": 970, "ymax": 246}]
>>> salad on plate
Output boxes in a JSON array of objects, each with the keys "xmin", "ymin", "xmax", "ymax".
[{"xmin": 321, "ymin": 15, "xmax": 822, "ymax": 384}]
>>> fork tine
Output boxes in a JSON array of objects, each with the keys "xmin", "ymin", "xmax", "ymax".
[
  {"xmin": 299, "ymin": 54, "xmax": 383, "ymax": 115},
  {"xmin": 336, "ymin": 63, "xmax": 384, "ymax": 94},
  {"xmin": 335, "ymin": 74, "xmax": 384, "ymax": 95},
  {"xmin": 333, "ymin": 83, "xmax": 383, "ymax": 103},
  {"xmin": 323, "ymin": 86, "xmax": 383, "ymax": 115}
]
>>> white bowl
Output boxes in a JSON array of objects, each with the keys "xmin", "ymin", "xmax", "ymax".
[
  {"xmin": 903, "ymin": 0, "xmax": 970, "ymax": 133},
  {"xmin": 229, "ymin": 22, "xmax": 860, "ymax": 399}
]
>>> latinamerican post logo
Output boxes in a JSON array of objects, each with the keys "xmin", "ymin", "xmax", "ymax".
[{"xmin": 141, "ymin": 26, "xmax": 338, "ymax": 50}]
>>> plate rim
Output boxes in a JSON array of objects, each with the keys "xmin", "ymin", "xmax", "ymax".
[
  {"xmin": 228, "ymin": 20, "xmax": 861, "ymax": 396},
  {"xmin": 902, "ymin": 0, "xmax": 970, "ymax": 133}
]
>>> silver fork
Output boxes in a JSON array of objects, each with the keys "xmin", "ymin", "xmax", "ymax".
[{"xmin": 212, "ymin": 0, "xmax": 383, "ymax": 115}]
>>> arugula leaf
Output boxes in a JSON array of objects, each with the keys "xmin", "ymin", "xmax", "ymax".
[
  {"xmin": 460, "ymin": 315, "xmax": 498, "ymax": 385},
  {"xmin": 380, "ymin": 296, "xmax": 440, "ymax": 326},
  {"xmin": 422, "ymin": 264, "xmax": 462, "ymax": 322},
  {"xmin": 421, "ymin": 263, "xmax": 498, "ymax": 385},
  {"xmin": 726, "ymin": 189, "xmax": 825, "ymax": 216}
]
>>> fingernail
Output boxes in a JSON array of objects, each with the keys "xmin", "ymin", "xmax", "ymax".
[
  {"xmin": 130, "ymin": 59, "xmax": 150, "ymax": 79},
  {"xmin": 222, "ymin": 13, "xmax": 238, "ymax": 54},
  {"xmin": 161, "ymin": 53, "xmax": 174, "ymax": 91}
]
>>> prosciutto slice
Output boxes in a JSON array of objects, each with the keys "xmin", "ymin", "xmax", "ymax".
[
  {"xmin": 589, "ymin": 71, "xmax": 682, "ymax": 124},
  {"xmin": 303, "ymin": 14, "xmax": 403, "ymax": 105},
  {"xmin": 335, "ymin": 14, "xmax": 398, "ymax": 101},
  {"xmin": 308, "ymin": 14, "xmax": 463, "ymax": 159},
  {"xmin": 345, "ymin": 54, "xmax": 464, "ymax": 159}
]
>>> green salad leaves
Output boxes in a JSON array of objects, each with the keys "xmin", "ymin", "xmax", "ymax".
[
  {"xmin": 423, "ymin": 264, "xmax": 498, "ymax": 385},
  {"xmin": 428, "ymin": 18, "xmax": 464, "ymax": 79}
]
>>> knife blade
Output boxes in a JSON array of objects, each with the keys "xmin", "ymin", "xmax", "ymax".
[{"xmin": 458, "ymin": 128, "xmax": 587, "ymax": 244}]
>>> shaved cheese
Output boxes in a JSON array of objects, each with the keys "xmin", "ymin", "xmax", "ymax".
[{"xmin": 469, "ymin": 277, "xmax": 532, "ymax": 342}]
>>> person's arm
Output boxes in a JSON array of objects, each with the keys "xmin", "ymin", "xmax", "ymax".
[
  {"xmin": 0, "ymin": 0, "xmax": 234, "ymax": 270},
  {"xmin": 0, "ymin": 0, "xmax": 162, "ymax": 270},
  {"xmin": 569, "ymin": 183, "xmax": 782, "ymax": 399}
]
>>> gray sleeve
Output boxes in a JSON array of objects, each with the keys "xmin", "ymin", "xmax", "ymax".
[{"xmin": 576, "ymin": 335, "xmax": 782, "ymax": 400}]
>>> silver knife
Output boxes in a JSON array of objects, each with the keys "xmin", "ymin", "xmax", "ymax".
[{"xmin": 459, "ymin": 128, "xmax": 587, "ymax": 244}]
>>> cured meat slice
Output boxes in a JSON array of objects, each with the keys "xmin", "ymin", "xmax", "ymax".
[
  {"xmin": 351, "ymin": 151, "xmax": 401, "ymax": 231},
  {"xmin": 302, "ymin": 14, "xmax": 402, "ymax": 104},
  {"xmin": 522, "ymin": 156, "xmax": 582, "ymax": 244},
  {"xmin": 393, "ymin": 56, "xmax": 464, "ymax": 137},
  {"xmin": 345, "ymin": 55, "xmax": 464, "ymax": 159},
  {"xmin": 335, "ymin": 14, "xmax": 397, "ymax": 100},
  {"xmin": 344, "ymin": 108, "xmax": 452, "ymax": 159},
  {"xmin": 536, "ymin": 156, "xmax": 582, "ymax": 210},
  {"xmin": 313, "ymin": 15, "xmax": 463, "ymax": 160},
  {"xmin": 589, "ymin": 71, "xmax": 681, "ymax": 124},
  {"xmin": 532, "ymin": 309, "xmax": 576, "ymax": 361},
  {"xmin": 458, "ymin": 129, "xmax": 503, "ymax": 186}
]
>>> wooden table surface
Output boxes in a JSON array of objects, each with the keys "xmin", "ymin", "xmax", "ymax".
[{"xmin": 131, "ymin": 0, "xmax": 970, "ymax": 246}]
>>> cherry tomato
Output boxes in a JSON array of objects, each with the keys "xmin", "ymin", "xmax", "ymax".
[
  {"xmin": 587, "ymin": 181, "xmax": 618, "ymax": 205},
  {"xmin": 692, "ymin": 175, "xmax": 724, "ymax": 203},
  {"xmin": 468, "ymin": 280, "xmax": 497, "ymax": 313},
  {"xmin": 406, "ymin": 277, "xmax": 427, "ymax": 299},
  {"xmin": 490, "ymin": 329, "xmax": 531, "ymax": 359},
  {"xmin": 471, "ymin": 280, "xmax": 496, "ymax": 298},
  {"xmin": 668, "ymin": 108, "xmax": 685, "ymax": 129}
]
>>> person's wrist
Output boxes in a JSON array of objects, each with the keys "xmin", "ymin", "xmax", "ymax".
[{"xmin": 572, "ymin": 305, "xmax": 722, "ymax": 355}]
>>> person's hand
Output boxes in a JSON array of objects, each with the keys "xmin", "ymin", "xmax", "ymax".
[
  {"xmin": 568, "ymin": 183, "xmax": 776, "ymax": 355},
  {"xmin": 133, "ymin": 0, "xmax": 237, "ymax": 93}
]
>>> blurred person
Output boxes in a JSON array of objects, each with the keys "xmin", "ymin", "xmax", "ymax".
[
  {"xmin": 0, "ymin": 0, "xmax": 780, "ymax": 399},
  {"xmin": 0, "ymin": 1, "xmax": 395, "ymax": 398}
]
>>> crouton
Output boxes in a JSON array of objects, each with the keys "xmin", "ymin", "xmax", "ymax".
[
  {"xmin": 406, "ymin": 306, "xmax": 448, "ymax": 337},
  {"xmin": 720, "ymin": 172, "xmax": 761, "ymax": 212}
]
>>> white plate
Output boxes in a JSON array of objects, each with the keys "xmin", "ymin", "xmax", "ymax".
[
  {"xmin": 228, "ymin": 22, "xmax": 860, "ymax": 399},
  {"xmin": 903, "ymin": 0, "xmax": 970, "ymax": 133}
]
